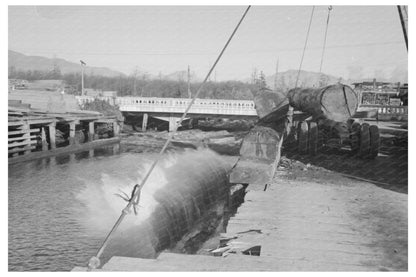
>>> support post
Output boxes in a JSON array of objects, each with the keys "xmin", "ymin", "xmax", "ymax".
[
  {"xmin": 69, "ymin": 121, "xmax": 76, "ymax": 145},
  {"xmin": 113, "ymin": 121, "xmax": 120, "ymax": 137},
  {"xmin": 169, "ymin": 116, "xmax": 176, "ymax": 132},
  {"xmin": 48, "ymin": 122, "xmax": 56, "ymax": 149},
  {"xmin": 142, "ymin": 113, "xmax": 148, "ymax": 132},
  {"xmin": 88, "ymin": 121, "xmax": 95, "ymax": 142},
  {"xmin": 22, "ymin": 122, "xmax": 31, "ymax": 154},
  {"xmin": 41, "ymin": 126, "xmax": 48, "ymax": 151}
]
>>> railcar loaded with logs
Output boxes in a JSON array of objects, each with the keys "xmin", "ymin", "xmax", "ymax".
[{"xmin": 254, "ymin": 84, "xmax": 380, "ymax": 159}]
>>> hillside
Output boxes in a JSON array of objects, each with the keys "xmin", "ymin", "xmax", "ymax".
[
  {"xmin": 264, "ymin": 70, "xmax": 347, "ymax": 91},
  {"xmin": 8, "ymin": 50, "xmax": 124, "ymax": 77}
]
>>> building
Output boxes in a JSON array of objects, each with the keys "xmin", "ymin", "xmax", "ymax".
[{"xmin": 352, "ymin": 79, "xmax": 406, "ymax": 106}]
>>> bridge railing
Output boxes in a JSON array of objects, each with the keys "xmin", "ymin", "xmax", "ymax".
[{"xmin": 77, "ymin": 96, "xmax": 257, "ymax": 116}]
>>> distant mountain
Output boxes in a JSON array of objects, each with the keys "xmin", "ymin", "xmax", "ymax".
[
  {"xmin": 8, "ymin": 50, "xmax": 124, "ymax": 77},
  {"xmin": 162, "ymin": 70, "xmax": 201, "ymax": 82},
  {"xmin": 264, "ymin": 70, "xmax": 347, "ymax": 90}
]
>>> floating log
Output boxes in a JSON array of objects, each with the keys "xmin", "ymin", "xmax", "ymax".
[{"xmin": 287, "ymin": 84, "xmax": 358, "ymax": 122}]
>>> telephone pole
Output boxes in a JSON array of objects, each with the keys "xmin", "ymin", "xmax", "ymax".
[
  {"xmin": 80, "ymin": 60, "xmax": 86, "ymax": 95},
  {"xmin": 274, "ymin": 58, "xmax": 279, "ymax": 91}
]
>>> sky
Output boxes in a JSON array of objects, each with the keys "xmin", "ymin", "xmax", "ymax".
[{"xmin": 8, "ymin": 5, "xmax": 408, "ymax": 82}]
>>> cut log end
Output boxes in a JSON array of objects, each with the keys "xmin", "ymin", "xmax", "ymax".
[{"xmin": 288, "ymin": 84, "xmax": 358, "ymax": 123}]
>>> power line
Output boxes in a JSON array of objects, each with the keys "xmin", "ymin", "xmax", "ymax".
[{"xmin": 12, "ymin": 41, "xmax": 404, "ymax": 58}]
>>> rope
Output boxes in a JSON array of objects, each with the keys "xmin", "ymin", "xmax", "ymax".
[
  {"xmin": 87, "ymin": 5, "xmax": 251, "ymax": 270},
  {"xmin": 319, "ymin": 6, "xmax": 332, "ymax": 74},
  {"xmin": 294, "ymin": 6, "xmax": 315, "ymax": 88}
]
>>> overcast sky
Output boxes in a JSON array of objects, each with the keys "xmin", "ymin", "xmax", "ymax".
[{"xmin": 9, "ymin": 5, "xmax": 408, "ymax": 82}]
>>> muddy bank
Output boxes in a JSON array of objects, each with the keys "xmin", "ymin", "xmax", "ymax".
[{"xmin": 120, "ymin": 129, "xmax": 246, "ymax": 156}]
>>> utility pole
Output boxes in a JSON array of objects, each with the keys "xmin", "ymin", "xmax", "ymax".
[
  {"xmin": 274, "ymin": 58, "xmax": 279, "ymax": 91},
  {"xmin": 133, "ymin": 66, "xmax": 138, "ymax": 95},
  {"xmin": 187, "ymin": 65, "xmax": 191, "ymax": 98},
  {"xmin": 80, "ymin": 60, "xmax": 86, "ymax": 95}
]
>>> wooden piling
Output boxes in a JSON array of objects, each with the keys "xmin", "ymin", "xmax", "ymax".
[
  {"xmin": 69, "ymin": 121, "xmax": 76, "ymax": 145},
  {"xmin": 88, "ymin": 121, "xmax": 95, "ymax": 142},
  {"xmin": 169, "ymin": 116, "xmax": 176, "ymax": 132},
  {"xmin": 48, "ymin": 122, "xmax": 56, "ymax": 149},
  {"xmin": 113, "ymin": 120, "xmax": 120, "ymax": 137},
  {"xmin": 41, "ymin": 127, "xmax": 48, "ymax": 151},
  {"xmin": 142, "ymin": 113, "xmax": 148, "ymax": 132}
]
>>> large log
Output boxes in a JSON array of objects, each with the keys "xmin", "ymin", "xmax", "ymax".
[{"xmin": 287, "ymin": 84, "xmax": 358, "ymax": 122}]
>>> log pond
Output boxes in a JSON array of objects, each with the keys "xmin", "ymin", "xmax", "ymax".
[{"xmin": 8, "ymin": 142, "xmax": 235, "ymax": 271}]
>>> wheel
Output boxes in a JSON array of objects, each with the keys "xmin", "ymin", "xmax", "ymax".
[
  {"xmin": 369, "ymin": 125, "xmax": 380, "ymax": 159},
  {"xmin": 308, "ymin": 122, "xmax": 318, "ymax": 155},
  {"xmin": 359, "ymin": 123, "xmax": 370, "ymax": 158},
  {"xmin": 350, "ymin": 122, "xmax": 361, "ymax": 154},
  {"xmin": 297, "ymin": 121, "xmax": 309, "ymax": 154}
]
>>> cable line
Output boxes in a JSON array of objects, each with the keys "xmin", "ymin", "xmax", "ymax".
[
  {"xmin": 319, "ymin": 6, "xmax": 332, "ymax": 74},
  {"xmin": 86, "ymin": 5, "xmax": 251, "ymax": 270},
  {"xmin": 295, "ymin": 6, "xmax": 315, "ymax": 88}
]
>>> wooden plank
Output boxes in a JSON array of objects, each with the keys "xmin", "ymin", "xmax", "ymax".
[
  {"xmin": 8, "ymin": 145, "xmax": 36, "ymax": 154},
  {"xmin": 8, "ymin": 128, "xmax": 40, "ymax": 135},
  {"xmin": 8, "ymin": 121, "xmax": 25, "ymax": 127},
  {"xmin": 8, "ymin": 135, "xmax": 37, "ymax": 142},
  {"xmin": 96, "ymin": 118, "xmax": 117, "ymax": 123},
  {"xmin": 8, "ymin": 139, "xmax": 37, "ymax": 148},
  {"xmin": 8, "ymin": 111, "xmax": 24, "ymax": 116},
  {"xmin": 8, "ymin": 115, "xmax": 56, "ymax": 121},
  {"xmin": 8, "ymin": 118, "xmax": 55, "ymax": 126}
]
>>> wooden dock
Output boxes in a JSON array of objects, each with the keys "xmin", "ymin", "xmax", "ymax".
[{"xmin": 8, "ymin": 93, "xmax": 122, "ymax": 163}]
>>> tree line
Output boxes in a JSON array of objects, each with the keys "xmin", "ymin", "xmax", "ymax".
[{"xmin": 9, "ymin": 66, "xmax": 268, "ymax": 100}]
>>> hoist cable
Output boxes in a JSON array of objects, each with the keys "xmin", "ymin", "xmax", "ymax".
[
  {"xmin": 294, "ymin": 6, "xmax": 315, "ymax": 88},
  {"xmin": 319, "ymin": 6, "xmax": 332, "ymax": 74}
]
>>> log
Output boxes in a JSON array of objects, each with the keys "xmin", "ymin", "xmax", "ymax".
[
  {"xmin": 287, "ymin": 84, "xmax": 358, "ymax": 122},
  {"xmin": 254, "ymin": 89, "xmax": 289, "ymax": 123}
]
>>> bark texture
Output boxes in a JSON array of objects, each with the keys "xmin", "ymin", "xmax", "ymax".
[{"xmin": 287, "ymin": 84, "xmax": 358, "ymax": 122}]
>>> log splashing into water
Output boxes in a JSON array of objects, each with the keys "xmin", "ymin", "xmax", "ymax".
[{"xmin": 78, "ymin": 149, "xmax": 231, "ymax": 263}]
